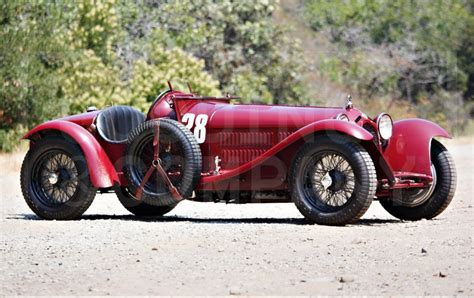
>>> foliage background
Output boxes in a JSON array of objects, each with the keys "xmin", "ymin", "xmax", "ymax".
[{"xmin": 1, "ymin": 0, "xmax": 472, "ymax": 151}]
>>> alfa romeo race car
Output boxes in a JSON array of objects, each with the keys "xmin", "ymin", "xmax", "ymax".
[{"xmin": 20, "ymin": 83, "xmax": 457, "ymax": 225}]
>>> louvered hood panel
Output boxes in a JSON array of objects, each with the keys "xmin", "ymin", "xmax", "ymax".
[{"xmin": 218, "ymin": 131, "xmax": 275, "ymax": 168}]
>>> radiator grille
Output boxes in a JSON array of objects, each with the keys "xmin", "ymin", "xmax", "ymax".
[{"xmin": 363, "ymin": 123, "xmax": 379, "ymax": 145}]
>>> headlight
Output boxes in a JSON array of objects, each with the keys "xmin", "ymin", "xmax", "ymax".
[
  {"xmin": 336, "ymin": 113, "xmax": 350, "ymax": 121},
  {"xmin": 376, "ymin": 113, "xmax": 393, "ymax": 140}
]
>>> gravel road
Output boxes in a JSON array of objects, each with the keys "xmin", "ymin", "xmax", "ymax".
[{"xmin": 1, "ymin": 139, "xmax": 473, "ymax": 295}]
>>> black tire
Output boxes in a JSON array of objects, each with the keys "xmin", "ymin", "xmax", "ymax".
[
  {"xmin": 20, "ymin": 137, "xmax": 97, "ymax": 220},
  {"xmin": 116, "ymin": 187, "xmax": 176, "ymax": 216},
  {"xmin": 289, "ymin": 135, "xmax": 377, "ymax": 225},
  {"xmin": 380, "ymin": 140, "xmax": 456, "ymax": 220},
  {"xmin": 123, "ymin": 119, "xmax": 202, "ymax": 207}
]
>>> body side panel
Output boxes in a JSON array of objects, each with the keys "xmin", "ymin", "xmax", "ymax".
[{"xmin": 198, "ymin": 119, "xmax": 373, "ymax": 188}]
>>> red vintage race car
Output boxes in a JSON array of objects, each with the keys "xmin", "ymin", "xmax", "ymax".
[{"xmin": 20, "ymin": 83, "xmax": 457, "ymax": 225}]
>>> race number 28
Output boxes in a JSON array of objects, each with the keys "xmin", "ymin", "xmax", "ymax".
[{"xmin": 181, "ymin": 113, "xmax": 208, "ymax": 144}]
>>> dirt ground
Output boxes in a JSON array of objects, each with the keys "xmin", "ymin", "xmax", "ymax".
[{"xmin": 1, "ymin": 138, "xmax": 473, "ymax": 296}]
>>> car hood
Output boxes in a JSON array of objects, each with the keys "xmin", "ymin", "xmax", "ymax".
[{"xmin": 195, "ymin": 103, "xmax": 364, "ymax": 130}]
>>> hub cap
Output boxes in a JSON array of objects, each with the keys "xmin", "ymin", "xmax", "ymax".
[
  {"xmin": 48, "ymin": 172, "xmax": 59, "ymax": 185},
  {"xmin": 321, "ymin": 173, "xmax": 333, "ymax": 189}
]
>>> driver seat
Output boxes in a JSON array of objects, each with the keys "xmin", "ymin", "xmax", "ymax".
[{"xmin": 95, "ymin": 105, "xmax": 146, "ymax": 144}]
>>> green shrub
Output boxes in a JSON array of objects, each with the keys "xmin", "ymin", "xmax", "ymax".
[
  {"xmin": 117, "ymin": 0, "xmax": 308, "ymax": 104},
  {"xmin": 130, "ymin": 46, "xmax": 220, "ymax": 111},
  {"xmin": 304, "ymin": 0, "xmax": 473, "ymax": 131}
]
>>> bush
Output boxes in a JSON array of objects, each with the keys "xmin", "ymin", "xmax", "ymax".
[
  {"xmin": 130, "ymin": 46, "xmax": 220, "ymax": 111},
  {"xmin": 0, "ymin": 1, "xmax": 223, "ymax": 151},
  {"xmin": 0, "ymin": 1, "xmax": 70, "ymax": 134},
  {"xmin": 304, "ymin": 0, "xmax": 473, "ymax": 132},
  {"xmin": 117, "ymin": 0, "xmax": 308, "ymax": 104}
]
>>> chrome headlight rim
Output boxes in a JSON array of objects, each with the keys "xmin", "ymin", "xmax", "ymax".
[
  {"xmin": 376, "ymin": 113, "xmax": 393, "ymax": 141},
  {"xmin": 336, "ymin": 113, "xmax": 350, "ymax": 122}
]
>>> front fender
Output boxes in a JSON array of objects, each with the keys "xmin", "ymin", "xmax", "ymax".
[
  {"xmin": 383, "ymin": 119, "xmax": 451, "ymax": 177},
  {"xmin": 296, "ymin": 119, "xmax": 374, "ymax": 141},
  {"xmin": 23, "ymin": 120, "xmax": 119, "ymax": 188}
]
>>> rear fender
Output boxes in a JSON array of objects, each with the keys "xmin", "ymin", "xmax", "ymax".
[
  {"xmin": 23, "ymin": 120, "xmax": 119, "ymax": 188},
  {"xmin": 383, "ymin": 119, "xmax": 451, "ymax": 177}
]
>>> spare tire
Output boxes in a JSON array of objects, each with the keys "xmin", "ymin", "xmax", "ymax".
[
  {"xmin": 123, "ymin": 119, "xmax": 202, "ymax": 207},
  {"xmin": 115, "ymin": 187, "xmax": 176, "ymax": 216}
]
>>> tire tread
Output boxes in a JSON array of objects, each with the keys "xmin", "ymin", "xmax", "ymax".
[
  {"xmin": 289, "ymin": 134, "xmax": 377, "ymax": 225},
  {"xmin": 20, "ymin": 137, "xmax": 97, "ymax": 220}
]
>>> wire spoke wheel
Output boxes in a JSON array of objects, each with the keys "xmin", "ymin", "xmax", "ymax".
[
  {"xmin": 304, "ymin": 151, "xmax": 356, "ymax": 211},
  {"xmin": 290, "ymin": 136, "xmax": 377, "ymax": 225},
  {"xmin": 21, "ymin": 137, "xmax": 97, "ymax": 220},
  {"xmin": 32, "ymin": 150, "xmax": 79, "ymax": 206},
  {"xmin": 380, "ymin": 140, "xmax": 457, "ymax": 221}
]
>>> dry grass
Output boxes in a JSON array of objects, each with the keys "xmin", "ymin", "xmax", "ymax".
[{"xmin": 0, "ymin": 151, "xmax": 25, "ymax": 173}]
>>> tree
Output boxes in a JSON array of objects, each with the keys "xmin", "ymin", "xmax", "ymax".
[
  {"xmin": 116, "ymin": 0, "xmax": 307, "ymax": 104},
  {"xmin": 0, "ymin": 2, "xmax": 70, "ymax": 151},
  {"xmin": 304, "ymin": 0, "xmax": 473, "ymax": 130}
]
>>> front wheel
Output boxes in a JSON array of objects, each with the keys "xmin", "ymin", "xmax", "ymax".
[
  {"xmin": 380, "ymin": 140, "xmax": 456, "ymax": 220},
  {"xmin": 289, "ymin": 135, "xmax": 377, "ymax": 226}
]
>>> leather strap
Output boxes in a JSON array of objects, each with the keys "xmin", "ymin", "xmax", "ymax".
[
  {"xmin": 155, "ymin": 161, "xmax": 183, "ymax": 201},
  {"xmin": 135, "ymin": 164, "xmax": 155, "ymax": 201},
  {"xmin": 135, "ymin": 120, "xmax": 183, "ymax": 202}
]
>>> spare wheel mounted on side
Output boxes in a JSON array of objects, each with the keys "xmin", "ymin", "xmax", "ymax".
[{"xmin": 122, "ymin": 119, "xmax": 202, "ymax": 207}]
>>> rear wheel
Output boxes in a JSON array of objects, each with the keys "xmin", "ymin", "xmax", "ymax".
[
  {"xmin": 116, "ymin": 187, "xmax": 176, "ymax": 216},
  {"xmin": 380, "ymin": 140, "xmax": 456, "ymax": 220},
  {"xmin": 20, "ymin": 137, "xmax": 96, "ymax": 220},
  {"xmin": 289, "ymin": 135, "xmax": 377, "ymax": 226}
]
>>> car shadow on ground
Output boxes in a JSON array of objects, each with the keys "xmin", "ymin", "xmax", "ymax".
[{"xmin": 9, "ymin": 213, "xmax": 401, "ymax": 226}]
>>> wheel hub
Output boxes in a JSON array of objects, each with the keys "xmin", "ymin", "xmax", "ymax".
[
  {"xmin": 309, "ymin": 152, "xmax": 356, "ymax": 208},
  {"xmin": 320, "ymin": 170, "xmax": 346, "ymax": 191},
  {"xmin": 48, "ymin": 172, "xmax": 59, "ymax": 185},
  {"xmin": 35, "ymin": 151, "xmax": 79, "ymax": 205},
  {"xmin": 321, "ymin": 173, "xmax": 333, "ymax": 189},
  {"xmin": 328, "ymin": 169, "xmax": 346, "ymax": 192}
]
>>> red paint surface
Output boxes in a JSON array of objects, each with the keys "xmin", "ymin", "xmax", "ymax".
[
  {"xmin": 22, "ymin": 89, "xmax": 451, "ymax": 196},
  {"xmin": 23, "ymin": 120, "xmax": 119, "ymax": 188},
  {"xmin": 383, "ymin": 119, "xmax": 450, "ymax": 177},
  {"xmin": 59, "ymin": 111, "xmax": 98, "ymax": 127}
]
